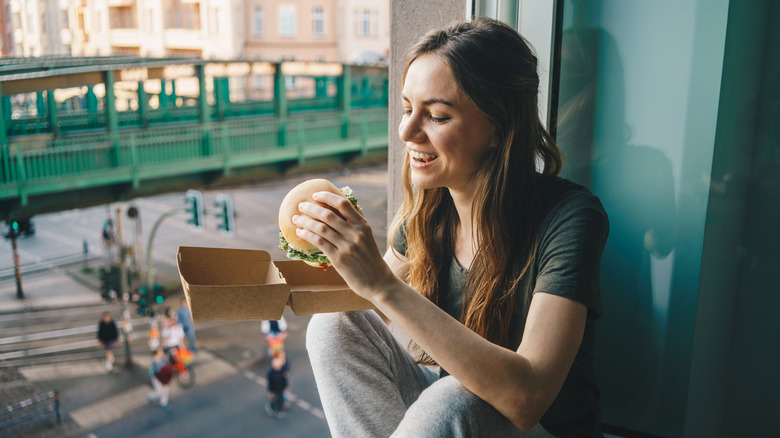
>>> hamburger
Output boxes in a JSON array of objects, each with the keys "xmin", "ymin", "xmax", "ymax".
[{"xmin": 278, "ymin": 179, "xmax": 363, "ymax": 269}]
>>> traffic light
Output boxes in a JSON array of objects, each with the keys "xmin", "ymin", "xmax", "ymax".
[
  {"xmin": 153, "ymin": 284, "xmax": 165, "ymax": 304},
  {"xmin": 99, "ymin": 266, "xmax": 120, "ymax": 302},
  {"xmin": 215, "ymin": 194, "xmax": 235, "ymax": 238},
  {"xmin": 185, "ymin": 189, "xmax": 205, "ymax": 231}
]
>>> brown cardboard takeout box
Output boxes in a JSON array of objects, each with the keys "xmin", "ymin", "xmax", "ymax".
[{"xmin": 177, "ymin": 246, "xmax": 375, "ymax": 322}]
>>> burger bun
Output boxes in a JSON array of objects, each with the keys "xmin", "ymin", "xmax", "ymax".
[{"xmin": 278, "ymin": 179, "xmax": 345, "ymax": 254}]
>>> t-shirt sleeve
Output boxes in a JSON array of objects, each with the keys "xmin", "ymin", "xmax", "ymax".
[
  {"xmin": 534, "ymin": 192, "xmax": 609, "ymax": 319},
  {"xmin": 391, "ymin": 222, "xmax": 408, "ymax": 256}
]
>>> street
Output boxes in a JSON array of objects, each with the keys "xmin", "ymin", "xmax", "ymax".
[{"xmin": 0, "ymin": 163, "xmax": 389, "ymax": 438}]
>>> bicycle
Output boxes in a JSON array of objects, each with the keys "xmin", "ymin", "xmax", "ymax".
[{"xmin": 169, "ymin": 346, "xmax": 196, "ymax": 389}]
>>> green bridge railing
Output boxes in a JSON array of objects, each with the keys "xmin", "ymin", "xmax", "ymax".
[{"xmin": 0, "ymin": 107, "xmax": 388, "ymax": 205}]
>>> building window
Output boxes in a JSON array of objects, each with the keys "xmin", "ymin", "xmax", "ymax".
[
  {"xmin": 61, "ymin": 10, "xmax": 70, "ymax": 29},
  {"xmin": 211, "ymin": 7, "xmax": 219, "ymax": 34},
  {"xmin": 355, "ymin": 9, "xmax": 376, "ymax": 37},
  {"xmin": 254, "ymin": 6, "xmax": 263, "ymax": 36},
  {"xmin": 41, "ymin": 13, "xmax": 47, "ymax": 33},
  {"xmin": 312, "ymin": 6, "xmax": 324, "ymax": 37},
  {"xmin": 279, "ymin": 4, "xmax": 296, "ymax": 37}
]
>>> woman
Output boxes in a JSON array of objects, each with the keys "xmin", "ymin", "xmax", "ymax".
[{"xmin": 298, "ymin": 18, "xmax": 608, "ymax": 437}]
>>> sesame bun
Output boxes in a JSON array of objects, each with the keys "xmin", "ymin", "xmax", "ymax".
[{"xmin": 278, "ymin": 179, "xmax": 345, "ymax": 255}]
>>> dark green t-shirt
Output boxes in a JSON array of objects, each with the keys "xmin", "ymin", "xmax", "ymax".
[{"xmin": 392, "ymin": 177, "xmax": 608, "ymax": 438}]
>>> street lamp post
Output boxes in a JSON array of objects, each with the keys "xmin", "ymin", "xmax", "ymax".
[
  {"xmin": 115, "ymin": 209, "xmax": 133, "ymax": 369},
  {"xmin": 8, "ymin": 223, "xmax": 24, "ymax": 299}
]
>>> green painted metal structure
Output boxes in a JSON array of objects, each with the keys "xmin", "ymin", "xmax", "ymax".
[{"xmin": 0, "ymin": 57, "xmax": 389, "ymax": 221}]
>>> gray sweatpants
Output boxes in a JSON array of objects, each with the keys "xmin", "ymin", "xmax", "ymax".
[{"xmin": 306, "ymin": 310, "xmax": 556, "ymax": 438}]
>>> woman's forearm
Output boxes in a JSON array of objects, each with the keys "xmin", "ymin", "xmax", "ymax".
[{"xmin": 368, "ymin": 276, "xmax": 549, "ymax": 430}]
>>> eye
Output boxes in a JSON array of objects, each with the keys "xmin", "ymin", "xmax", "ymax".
[
  {"xmin": 402, "ymin": 109, "xmax": 412, "ymax": 117},
  {"xmin": 428, "ymin": 115, "xmax": 449, "ymax": 124}
]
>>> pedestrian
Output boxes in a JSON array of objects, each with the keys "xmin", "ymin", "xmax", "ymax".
[
  {"xmin": 176, "ymin": 298, "xmax": 197, "ymax": 352},
  {"xmin": 96, "ymin": 311, "xmax": 119, "ymax": 372},
  {"xmin": 160, "ymin": 310, "xmax": 185, "ymax": 354},
  {"xmin": 261, "ymin": 317, "xmax": 287, "ymax": 355},
  {"xmin": 265, "ymin": 350, "xmax": 290, "ymax": 419},
  {"xmin": 300, "ymin": 18, "xmax": 609, "ymax": 438},
  {"xmin": 147, "ymin": 347, "xmax": 172, "ymax": 410}
]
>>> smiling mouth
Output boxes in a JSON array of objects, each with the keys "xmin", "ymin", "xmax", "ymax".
[{"xmin": 409, "ymin": 150, "xmax": 439, "ymax": 164}]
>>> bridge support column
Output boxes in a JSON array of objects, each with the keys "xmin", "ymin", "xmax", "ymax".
[
  {"xmin": 137, "ymin": 82, "xmax": 149, "ymax": 128},
  {"xmin": 274, "ymin": 63, "xmax": 288, "ymax": 147},
  {"xmin": 36, "ymin": 93, "xmax": 45, "ymax": 119},
  {"xmin": 197, "ymin": 65, "xmax": 212, "ymax": 157},
  {"xmin": 46, "ymin": 90, "xmax": 60, "ymax": 137},
  {"xmin": 0, "ymin": 82, "xmax": 7, "ymax": 147},
  {"xmin": 104, "ymin": 70, "xmax": 120, "ymax": 166},
  {"xmin": 338, "ymin": 65, "xmax": 352, "ymax": 139},
  {"xmin": 0, "ymin": 82, "xmax": 7, "ymax": 184},
  {"xmin": 214, "ymin": 77, "xmax": 230, "ymax": 121},
  {"xmin": 86, "ymin": 86, "xmax": 98, "ymax": 127}
]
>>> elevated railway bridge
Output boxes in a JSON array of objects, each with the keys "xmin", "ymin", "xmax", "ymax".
[{"xmin": 0, "ymin": 56, "xmax": 389, "ymax": 223}]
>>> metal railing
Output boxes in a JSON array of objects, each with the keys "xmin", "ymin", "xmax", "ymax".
[
  {"xmin": 0, "ymin": 390, "xmax": 61, "ymax": 432},
  {"xmin": 0, "ymin": 107, "xmax": 388, "ymax": 200}
]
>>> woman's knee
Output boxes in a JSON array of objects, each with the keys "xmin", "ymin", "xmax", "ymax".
[
  {"xmin": 394, "ymin": 376, "xmax": 513, "ymax": 437},
  {"xmin": 306, "ymin": 311, "xmax": 377, "ymax": 357}
]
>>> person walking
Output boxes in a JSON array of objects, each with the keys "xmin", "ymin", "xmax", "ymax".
[
  {"xmin": 147, "ymin": 347, "xmax": 173, "ymax": 410},
  {"xmin": 300, "ymin": 18, "xmax": 609, "ymax": 438},
  {"xmin": 97, "ymin": 312, "xmax": 119, "ymax": 372},
  {"xmin": 261, "ymin": 317, "xmax": 288, "ymax": 355},
  {"xmin": 160, "ymin": 311, "xmax": 185, "ymax": 354},
  {"xmin": 265, "ymin": 350, "xmax": 290, "ymax": 419},
  {"xmin": 176, "ymin": 298, "xmax": 197, "ymax": 352}
]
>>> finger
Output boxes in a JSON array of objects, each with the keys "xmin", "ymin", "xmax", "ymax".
[
  {"xmin": 293, "ymin": 221, "xmax": 336, "ymax": 254},
  {"xmin": 311, "ymin": 191, "xmax": 364, "ymax": 223},
  {"xmin": 297, "ymin": 201, "xmax": 349, "ymax": 233}
]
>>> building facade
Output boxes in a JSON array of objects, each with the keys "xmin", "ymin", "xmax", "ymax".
[{"xmin": 1, "ymin": 0, "xmax": 389, "ymax": 62}]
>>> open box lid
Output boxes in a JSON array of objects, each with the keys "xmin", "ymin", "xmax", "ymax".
[
  {"xmin": 177, "ymin": 246, "xmax": 290, "ymax": 321},
  {"xmin": 177, "ymin": 246, "xmax": 375, "ymax": 321},
  {"xmin": 273, "ymin": 260, "xmax": 375, "ymax": 315}
]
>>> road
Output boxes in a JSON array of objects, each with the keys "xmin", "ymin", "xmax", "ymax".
[{"xmin": 0, "ymin": 163, "xmax": 389, "ymax": 438}]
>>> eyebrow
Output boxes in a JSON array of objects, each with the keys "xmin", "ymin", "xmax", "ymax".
[{"xmin": 401, "ymin": 94, "xmax": 455, "ymax": 107}]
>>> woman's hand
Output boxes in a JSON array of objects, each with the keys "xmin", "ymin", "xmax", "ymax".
[{"xmin": 292, "ymin": 191, "xmax": 398, "ymax": 302}]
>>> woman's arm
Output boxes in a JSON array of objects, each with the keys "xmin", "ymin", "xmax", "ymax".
[{"xmin": 294, "ymin": 192, "xmax": 587, "ymax": 430}]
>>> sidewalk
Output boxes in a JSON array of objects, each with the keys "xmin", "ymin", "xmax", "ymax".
[
  {"xmin": 0, "ymin": 262, "xmax": 104, "ymax": 314},
  {"xmin": 0, "ymin": 257, "xmax": 265, "ymax": 438}
]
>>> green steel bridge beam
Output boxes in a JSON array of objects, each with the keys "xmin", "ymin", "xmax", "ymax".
[
  {"xmin": 46, "ymin": 90, "xmax": 59, "ymax": 138},
  {"xmin": 274, "ymin": 63, "xmax": 288, "ymax": 147}
]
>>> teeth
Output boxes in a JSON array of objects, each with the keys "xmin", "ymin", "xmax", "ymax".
[{"xmin": 408, "ymin": 150, "xmax": 438, "ymax": 161}]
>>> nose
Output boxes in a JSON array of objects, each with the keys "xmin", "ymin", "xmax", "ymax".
[{"xmin": 398, "ymin": 113, "xmax": 425, "ymax": 143}]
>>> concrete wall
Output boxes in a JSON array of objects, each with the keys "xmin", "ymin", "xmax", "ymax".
[{"xmin": 387, "ymin": 0, "xmax": 466, "ymax": 226}]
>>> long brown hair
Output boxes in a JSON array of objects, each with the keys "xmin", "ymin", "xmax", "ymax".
[{"xmin": 392, "ymin": 18, "xmax": 562, "ymax": 361}]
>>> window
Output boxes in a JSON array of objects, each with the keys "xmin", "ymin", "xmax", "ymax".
[
  {"xmin": 355, "ymin": 9, "xmax": 375, "ymax": 37},
  {"xmin": 211, "ymin": 7, "xmax": 219, "ymax": 34},
  {"xmin": 312, "ymin": 6, "xmax": 324, "ymax": 37},
  {"xmin": 61, "ymin": 10, "xmax": 69, "ymax": 29},
  {"xmin": 254, "ymin": 6, "xmax": 263, "ymax": 36},
  {"xmin": 41, "ymin": 13, "xmax": 47, "ymax": 33},
  {"xmin": 279, "ymin": 4, "xmax": 296, "ymax": 37}
]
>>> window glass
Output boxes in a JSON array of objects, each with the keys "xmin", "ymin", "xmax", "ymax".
[
  {"xmin": 554, "ymin": 0, "xmax": 777, "ymax": 435},
  {"xmin": 313, "ymin": 6, "xmax": 324, "ymax": 36},
  {"xmin": 280, "ymin": 4, "xmax": 296, "ymax": 37}
]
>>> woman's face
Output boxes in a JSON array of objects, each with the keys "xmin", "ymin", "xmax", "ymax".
[{"xmin": 399, "ymin": 54, "xmax": 494, "ymax": 195}]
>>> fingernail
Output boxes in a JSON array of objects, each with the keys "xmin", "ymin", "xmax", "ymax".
[{"xmin": 292, "ymin": 215, "xmax": 300, "ymax": 223}]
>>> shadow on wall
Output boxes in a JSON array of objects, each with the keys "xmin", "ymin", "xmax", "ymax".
[{"xmin": 556, "ymin": 21, "xmax": 677, "ymax": 426}]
